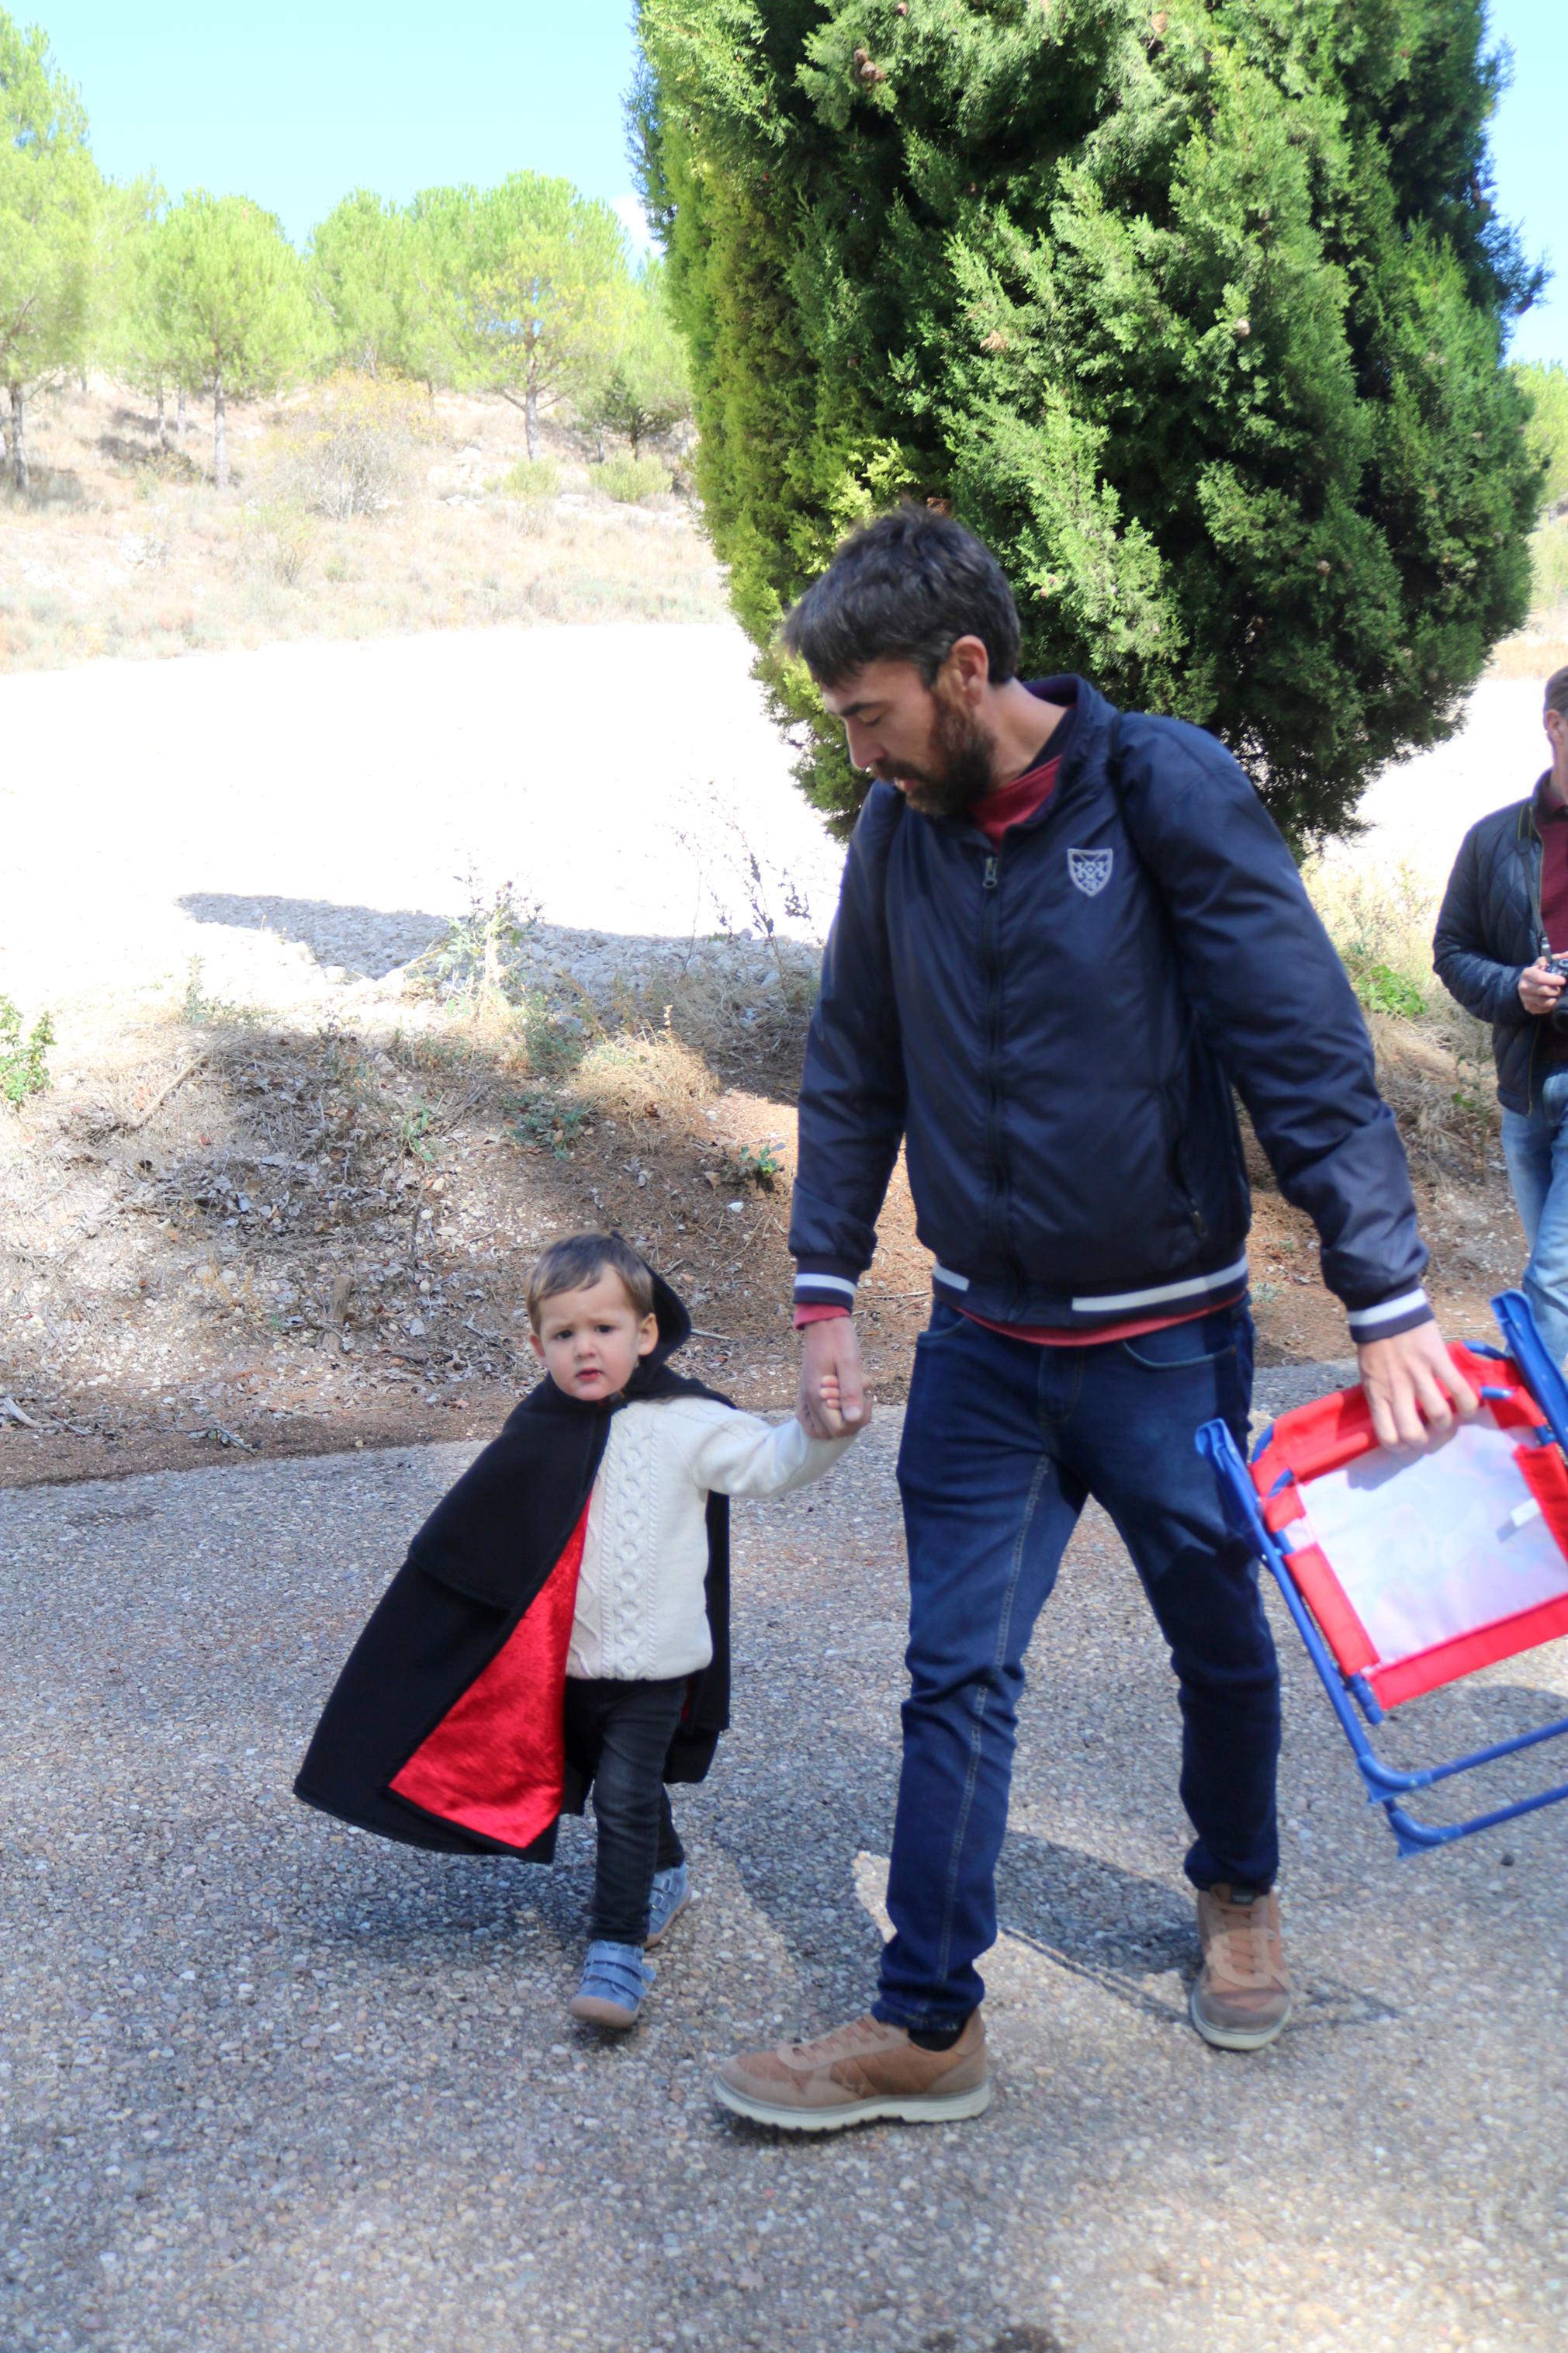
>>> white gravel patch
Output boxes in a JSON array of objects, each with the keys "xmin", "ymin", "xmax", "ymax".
[
  {"xmin": 3, "ymin": 630, "xmax": 1553, "ymax": 1033},
  {"xmin": 1335, "ymin": 676, "xmax": 1552, "ymax": 887},
  {"xmin": 0, "ymin": 622, "xmax": 845, "ymax": 1021}
]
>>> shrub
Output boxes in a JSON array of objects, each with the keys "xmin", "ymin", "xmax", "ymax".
[
  {"xmin": 241, "ymin": 501, "xmax": 317, "ymax": 586},
  {"xmin": 407, "ymin": 880, "xmax": 542, "ymax": 1010},
  {"xmin": 0, "ymin": 996, "xmax": 54, "ymax": 1104},
  {"xmin": 273, "ymin": 373, "xmax": 433, "ymax": 520},
  {"xmin": 493, "ymin": 455, "xmax": 559, "ymax": 501},
  {"xmin": 592, "ymin": 453, "xmax": 669, "ymax": 506}
]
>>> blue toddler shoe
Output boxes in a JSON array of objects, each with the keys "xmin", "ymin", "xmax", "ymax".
[
  {"xmin": 646, "ymin": 1861, "xmax": 692, "ymax": 1948},
  {"xmin": 569, "ymin": 1940, "xmax": 655, "ymax": 2030}
]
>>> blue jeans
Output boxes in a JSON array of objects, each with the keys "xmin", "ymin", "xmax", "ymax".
[
  {"xmin": 1501, "ymin": 1063, "xmax": 1568, "ymax": 1368},
  {"xmin": 874, "ymin": 1300, "xmax": 1280, "ymax": 2033}
]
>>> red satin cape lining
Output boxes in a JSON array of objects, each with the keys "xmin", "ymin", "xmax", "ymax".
[{"xmin": 389, "ymin": 1502, "xmax": 588, "ymax": 1849}]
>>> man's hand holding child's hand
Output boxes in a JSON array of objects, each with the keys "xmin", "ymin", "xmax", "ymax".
[{"xmin": 798, "ymin": 1317, "xmax": 870, "ymax": 1439}]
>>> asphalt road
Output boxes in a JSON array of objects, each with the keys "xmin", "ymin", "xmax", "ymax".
[{"xmin": 3, "ymin": 1370, "xmax": 1565, "ymax": 2353}]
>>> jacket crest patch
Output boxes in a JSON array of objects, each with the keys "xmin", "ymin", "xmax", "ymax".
[{"xmin": 1068, "ymin": 847, "xmax": 1113, "ymax": 898}]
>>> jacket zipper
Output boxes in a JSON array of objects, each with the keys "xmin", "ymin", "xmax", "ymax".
[
  {"xmin": 1527, "ymin": 811, "xmax": 1546, "ymax": 1115},
  {"xmin": 980, "ymin": 852, "xmax": 1011, "ymax": 1262}
]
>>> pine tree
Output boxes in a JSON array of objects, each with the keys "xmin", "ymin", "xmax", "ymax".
[
  {"xmin": 309, "ymin": 189, "xmax": 445, "ymax": 387},
  {"xmin": 578, "ymin": 258, "xmax": 693, "ymax": 458},
  {"xmin": 0, "ymin": 13, "xmax": 98, "ymax": 491},
  {"xmin": 636, "ymin": 0, "xmax": 1545, "ymax": 843},
  {"xmin": 143, "ymin": 191, "xmax": 318, "ymax": 488},
  {"xmin": 413, "ymin": 175, "xmax": 632, "ymax": 459}
]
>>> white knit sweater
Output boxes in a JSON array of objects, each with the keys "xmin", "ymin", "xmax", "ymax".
[{"xmin": 566, "ymin": 1397, "xmax": 855, "ymax": 1682}]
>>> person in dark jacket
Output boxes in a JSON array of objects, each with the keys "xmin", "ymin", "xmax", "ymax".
[
  {"xmin": 1434, "ymin": 667, "xmax": 1568, "ymax": 1362},
  {"xmin": 714, "ymin": 508, "xmax": 1474, "ymax": 2136}
]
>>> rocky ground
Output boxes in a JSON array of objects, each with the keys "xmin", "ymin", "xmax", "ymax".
[{"xmin": 2, "ymin": 1386, "xmax": 1565, "ymax": 2353}]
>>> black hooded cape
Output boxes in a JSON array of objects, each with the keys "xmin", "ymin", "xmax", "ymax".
[{"xmin": 293, "ymin": 1272, "xmax": 731, "ymax": 1863}]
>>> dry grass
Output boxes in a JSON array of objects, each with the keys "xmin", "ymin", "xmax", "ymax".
[
  {"xmin": 1305, "ymin": 853, "xmax": 1498, "ymax": 1183},
  {"xmin": 0, "ymin": 375, "xmax": 726, "ymax": 671}
]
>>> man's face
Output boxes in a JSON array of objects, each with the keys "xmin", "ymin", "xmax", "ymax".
[
  {"xmin": 820, "ymin": 650, "xmax": 996, "ymax": 819},
  {"xmin": 1548, "ymin": 703, "xmax": 1567, "ymax": 783}
]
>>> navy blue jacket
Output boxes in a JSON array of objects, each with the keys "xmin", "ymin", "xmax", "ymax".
[
  {"xmin": 1432, "ymin": 784, "xmax": 1553, "ymax": 1114},
  {"xmin": 790, "ymin": 677, "xmax": 1431, "ymax": 1344}
]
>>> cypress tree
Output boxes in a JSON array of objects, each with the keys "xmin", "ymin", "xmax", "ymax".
[{"xmin": 635, "ymin": 0, "xmax": 1545, "ymax": 843}]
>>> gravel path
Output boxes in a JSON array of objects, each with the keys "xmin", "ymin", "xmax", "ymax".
[{"xmin": 4, "ymin": 1367, "xmax": 1565, "ymax": 2353}]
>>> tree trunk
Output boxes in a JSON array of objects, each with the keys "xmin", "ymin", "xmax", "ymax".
[
  {"xmin": 9, "ymin": 383, "xmax": 27, "ymax": 493},
  {"xmin": 156, "ymin": 386, "xmax": 169, "ymax": 454},
  {"xmin": 524, "ymin": 379, "xmax": 538, "ymax": 464},
  {"xmin": 176, "ymin": 386, "xmax": 186, "ymax": 445},
  {"xmin": 630, "ymin": 421, "xmax": 642, "ymax": 459},
  {"xmin": 213, "ymin": 375, "xmax": 227, "ymax": 491}
]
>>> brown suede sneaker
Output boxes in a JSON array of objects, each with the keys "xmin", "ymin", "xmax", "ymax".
[
  {"xmin": 1190, "ymin": 1884, "xmax": 1293, "ymax": 2051},
  {"xmin": 714, "ymin": 2012, "xmax": 991, "ymax": 2133}
]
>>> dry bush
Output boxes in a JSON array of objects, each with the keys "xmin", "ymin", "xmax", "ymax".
[
  {"xmin": 239, "ymin": 501, "xmax": 318, "ymax": 587},
  {"xmin": 267, "ymin": 373, "xmax": 434, "ymax": 520},
  {"xmin": 1305, "ymin": 853, "xmax": 1442, "ymax": 1019},
  {"xmin": 1490, "ymin": 623, "xmax": 1568, "ymax": 681},
  {"xmin": 571, "ymin": 1028, "xmax": 718, "ymax": 1123},
  {"xmin": 1306, "ymin": 851, "xmax": 1499, "ymax": 1182}
]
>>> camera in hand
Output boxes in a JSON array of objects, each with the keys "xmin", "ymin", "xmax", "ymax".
[{"xmin": 1543, "ymin": 948, "xmax": 1568, "ymax": 1030}]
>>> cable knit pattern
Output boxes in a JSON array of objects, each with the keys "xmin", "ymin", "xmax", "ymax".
[{"xmin": 566, "ymin": 1398, "xmax": 854, "ymax": 1682}]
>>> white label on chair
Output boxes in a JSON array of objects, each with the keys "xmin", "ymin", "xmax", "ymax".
[{"xmin": 1291, "ymin": 1411, "xmax": 1568, "ymax": 1671}]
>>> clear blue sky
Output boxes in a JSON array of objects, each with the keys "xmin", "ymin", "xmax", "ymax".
[{"xmin": 32, "ymin": 0, "xmax": 1568, "ymax": 363}]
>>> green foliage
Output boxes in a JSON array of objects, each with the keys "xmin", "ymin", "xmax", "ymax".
[
  {"xmin": 504, "ymin": 1087, "xmax": 590, "ymax": 1154},
  {"xmin": 1516, "ymin": 362, "xmax": 1568, "ymax": 613},
  {"xmin": 1350, "ymin": 961, "xmax": 1427, "ymax": 1021},
  {"xmin": 0, "ymin": 995, "xmax": 53, "ymax": 1104},
  {"xmin": 577, "ymin": 258, "xmax": 693, "ymax": 456},
  {"xmin": 638, "ymin": 0, "xmax": 1546, "ymax": 844},
  {"xmin": 719, "ymin": 1140, "xmax": 783, "ymax": 1190},
  {"xmin": 593, "ymin": 452, "xmax": 670, "ymax": 504},
  {"xmin": 492, "ymin": 453, "xmax": 560, "ymax": 500},
  {"xmin": 308, "ymin": 189, "xmax": 446, "ymax": 385},
  {"xmin": 1515, "ymin": 361, "xmax": 1568, "ymax": 515},
  {"xmin": 408, "ymin": 880, "xmax": 542, "ymax": 1009},
  {"xmin": 89, "ymin": 172, "xmax": 161, "ymax": 383},
  {"xmin": 412, "ymin": 174, "xmax": 632, "ymax": 458},
  {"xmin": 142, "ymin": 191, "xmax": 319, "ymax": 487},
  {"xmin": 1532, "ymin": 519, "xmax": 1568, "ymax": 613},
  {"xmin": 0, "ymin": 14, "xmax": 98, "ymax": 484},
  {"xmin": 181, "ymin": 955, "xmax": 253, "ymax": 1024}
]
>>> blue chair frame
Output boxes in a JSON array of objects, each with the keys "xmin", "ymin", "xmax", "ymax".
[{"xmin": 1198, "ymin": 1291, "xmax": 1568, "ymax": 1857}]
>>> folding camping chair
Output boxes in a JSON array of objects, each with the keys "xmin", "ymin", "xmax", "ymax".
[{"xmin": 1199, "ymin": 1291, "xmax": 1568, "ymax": 1856}]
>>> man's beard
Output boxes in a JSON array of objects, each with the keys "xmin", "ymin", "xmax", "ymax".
[{"xmin": 874, "ymin": 691, "xmax": 996, "ymax": 819}]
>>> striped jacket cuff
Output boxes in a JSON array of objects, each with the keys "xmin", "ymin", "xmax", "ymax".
[
  {"xmin": 1345, "ymin": 1287, "xmax": 1434, "ymax": 1344},
  {"xmin": 793, "ymin": 1264, "xmax": 860, "ymax": 1313}
]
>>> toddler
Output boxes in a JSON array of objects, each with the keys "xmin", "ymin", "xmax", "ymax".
[{"xmin": 296, "ymin": 1232, "xmax": 859, "ymax": 2031}]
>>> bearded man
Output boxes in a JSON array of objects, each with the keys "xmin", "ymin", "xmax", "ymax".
[{"xmin": 713, "ymin": 504, "xmax": 1473, "ymax": 2134}]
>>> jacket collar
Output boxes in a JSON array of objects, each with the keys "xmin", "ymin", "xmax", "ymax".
[
  {"xmin": 1532, "ymin": 772, "xmax": 1563, "ymax": 827},
  {"xmin": 926, "ymin": 674, "xmax": 1116, "ymax": 844}
]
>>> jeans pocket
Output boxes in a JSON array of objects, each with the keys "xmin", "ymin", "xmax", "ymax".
[
  {"xmin": 1120, "ymin": 1308, "xmax": 1242, "ymax": 1371},
  {"xmin": 915, "ymin": 1301, "xmax": 966, "ymax": 1346}
]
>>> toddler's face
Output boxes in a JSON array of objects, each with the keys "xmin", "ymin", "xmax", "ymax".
[{"xmin": 530, "ymin": 1271, "xmax": 658, "ymax": 1401}]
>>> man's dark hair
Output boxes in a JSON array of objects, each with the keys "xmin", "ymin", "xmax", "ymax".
[
  {"xmin": 527, "ymin": 1232, "xmax": 655, "ymax": 1329},
  {"xmin": 1546, "ymin": 667, "xmax": 1568, "ymax": 722},
  {"xmin": 780, "ymin": 504, "xmax": 1021, "ymax": 688}
]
